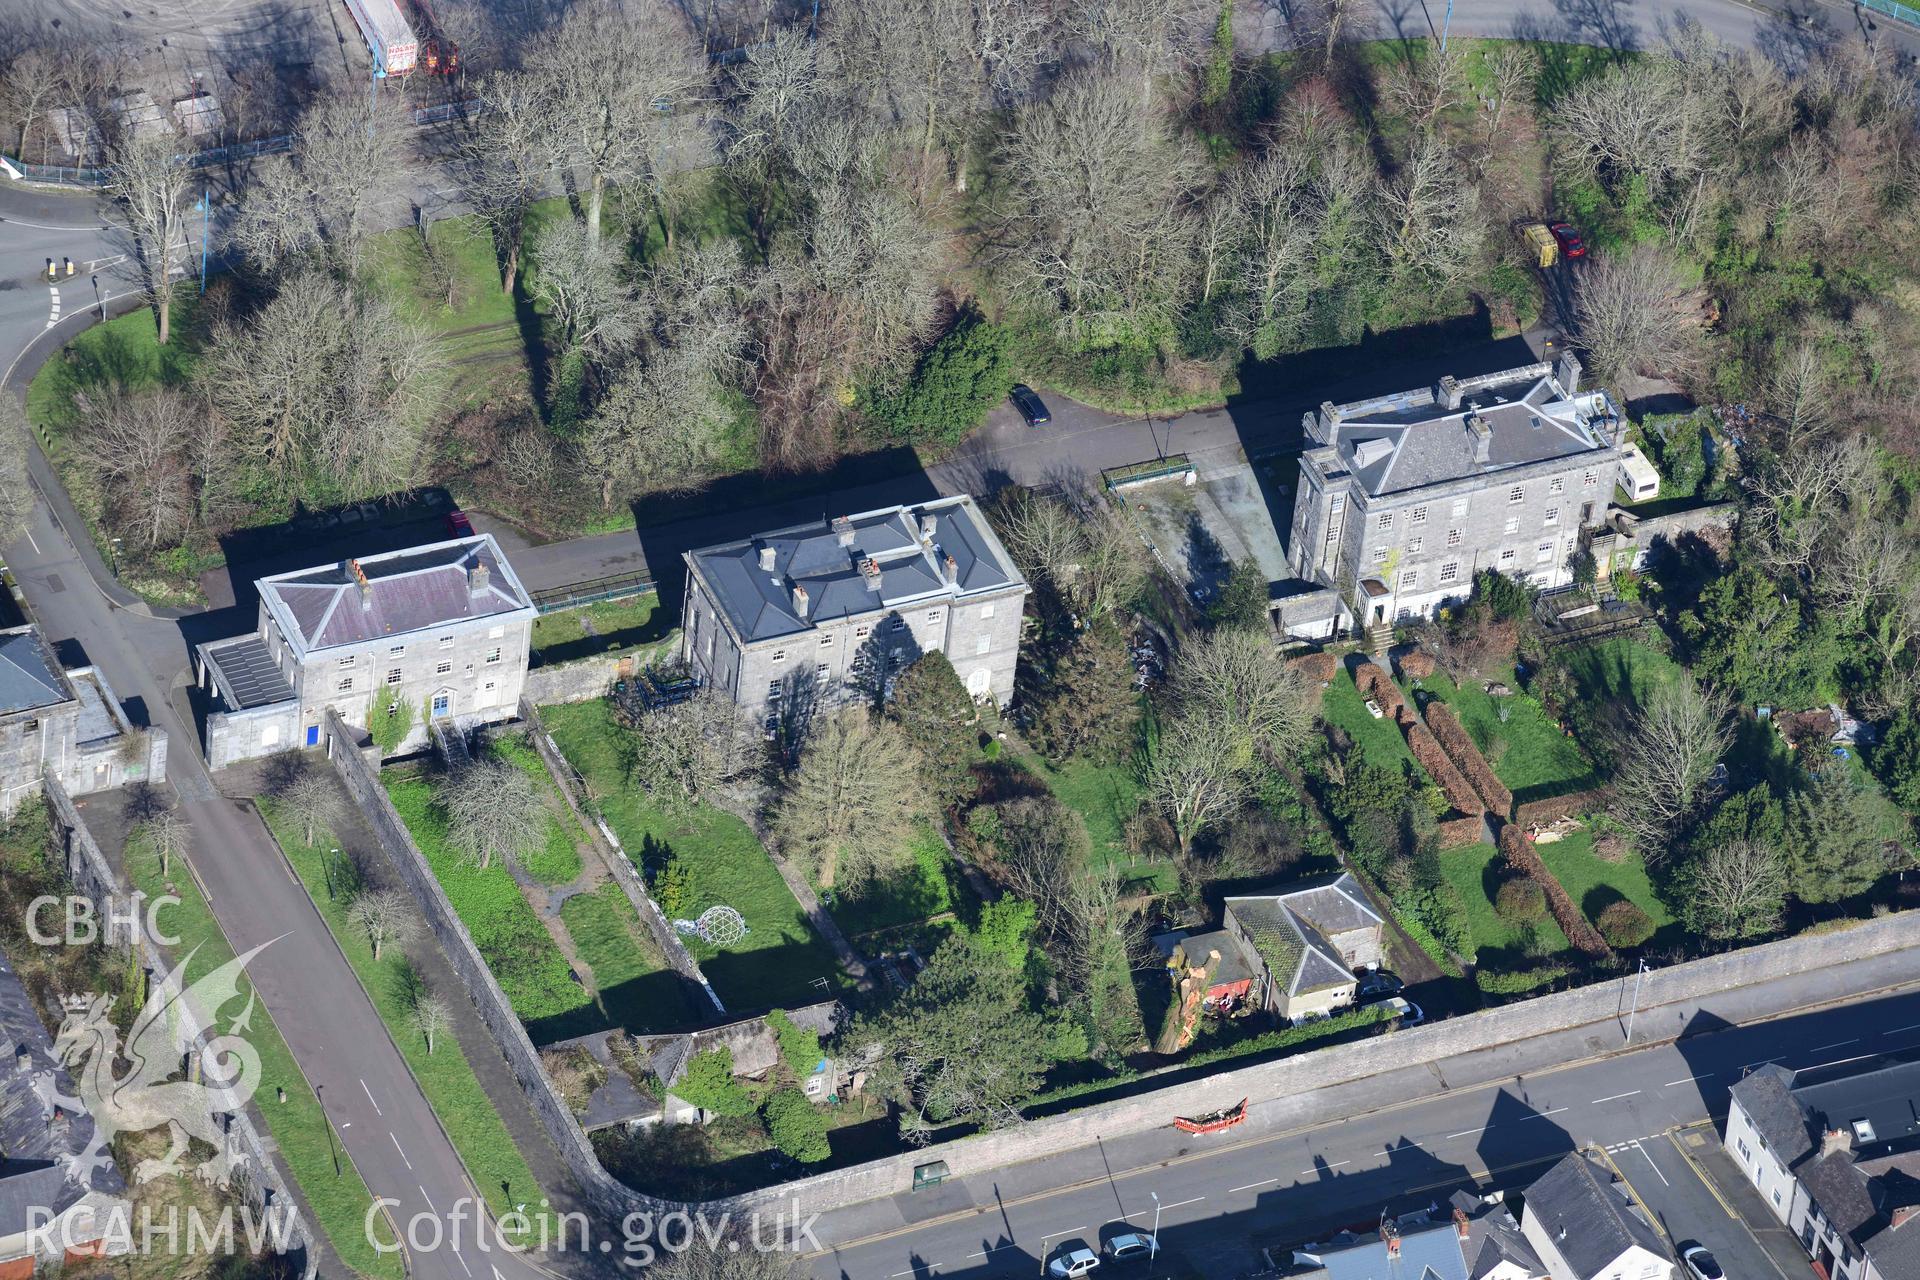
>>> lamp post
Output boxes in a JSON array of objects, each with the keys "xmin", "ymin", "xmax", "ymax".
[
  {"xmin": 1151, "ymin": 1191, "xmax": 1162, "ymax": 1260},
  {"xmin": 1624, "ymin": 959, "xmax": 1649, "ymax": 1043},
  {"xmin": 315, "ymin": 1084, "xmax": 342, "ymax": 1177},
  {"xmin": 195, "ymin": 186, "xmax": 209, "ymax": 294}
]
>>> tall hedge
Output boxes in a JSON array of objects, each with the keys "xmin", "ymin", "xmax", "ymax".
[{"xmin": 861, "ymin": 311, "xmax": 1016, "ymax": 447}]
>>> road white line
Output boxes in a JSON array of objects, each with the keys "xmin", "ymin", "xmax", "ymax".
[
  {"xmin": 340, "ymin": 1121, "xmax": 350, "ymax": 1129},
  {"xmin": 1298, "ymin": 1161, "xmax": 1352, "ymax": 1176},
  {"xmin": 0, "ymin": 217, "xmax": 107, "ymax": 231},
  {"xmin": 1447, "ymin": 1106, "xmax": 1566, "ymax": 1140},
  {"xmin": 1157, "ymin": 1197, "xmax": 1206, "ymax": 1212},
  {"xmin": 1882, "ymin": 1023, "xmax": 1920, "ymax": 1037},
  {"xmin": 1632, "ymin": 1142, "xmax": 1670, "ymax": 1187},
  {"xmin": 361, "ymin": 1078, "xmax": 382, "ymax": 1114},
  {"xmin": 1742, "ymin": 1058, "xmax": 1782, "ymax": 1071},
  {"xmin": 390, "ymin": 1132, "xmax": 412, "ymax": 1170},
  {"xmin": 1665, "ymin": 1073, "xmax": 1714, "ymax": 1086},
  {"xmin": 965, "ymin": 1245, "xmax": 1016, "ymax": 1258},
  {"xmin": 24, "ymin": 531, "xmax": 38, "ymax": 555},
  {"xmin": 1231, "ymin": 1178, "xmax": 1278, "ymax": 1193},
  {"xmin": 1448, "ymin": 1125, "xmax": 1490, "ymax": 1138},
  {"xmin": 1812, "ymin": 1039, "xmax": 1859, "ymax": 1052},
  {"xmin": 454, "ymin": 1251, "xmax": 473, "ymax": 1276},
  {"xmin": 1592, "ymin": 1091, "xmax": 1641, "ymax": 1104},
  {"xmin": 419, "ymin": 1183, "xmax": 437, "ymax": 1212}
]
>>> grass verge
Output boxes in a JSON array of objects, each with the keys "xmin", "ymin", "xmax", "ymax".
[
  {"xmin": 124, "ymin": 830, "xmax": 401, "ymax": 1280},
  {"xmin": 257, "ymin": 798, "xmax": 553, "ymax": 1223}
]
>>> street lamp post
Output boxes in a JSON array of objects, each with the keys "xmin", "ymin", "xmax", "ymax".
[
  {"xmin": 1151, "ymin": 1191, "xmax": 1162, "ymax": 1260},
  {"xmin": 197, "ymin": 187, "xmax": 209, "ymax": 295},
  {"xmin": 315, "ymin": 1084, "xmax": 342, "ymax": 1177},
  {"xmin": 1624, "ymin": 959, "xmax": 1649, "ymax": 1043}
]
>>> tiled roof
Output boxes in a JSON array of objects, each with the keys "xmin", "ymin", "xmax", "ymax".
[
  {"xmin": 1731, "ymin": 1064, "xmax": 1814, "ymax": 1164},
  {"xmin": 1224, "ymin": 873, "xmax": 1384, "ymax": 998},
  {"xmin": 685, "ymin": 495, "xmax": 1026, "ymax": 645},
  {"xmin": 258, "ymin": 535, "xmax": 533, "ymax": 655},
  {"xmin": 1295, "ymin": 1215, "xmax": 1472, "ymax": 1280},
  {"xmin": 0, "ymin": 628, "xmax": 68, "ymax": 716}
]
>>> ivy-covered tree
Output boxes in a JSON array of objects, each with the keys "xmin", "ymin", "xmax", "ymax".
[
  {"xmin": 1679, "ymin": 563, "xmax": 1837, "ymax": 707},
  {"xmin": 887, "ymin": 651, "xmax": 980, "ymax": 808},
  {"xmin": 1029, "ymin": 624, "xmax": 1139, "ymax": 763},
  {"xmin": 1784, "ymin": 760, "xmax": 1901, "ymax": 904},
  {"xmin": 860, "ymin": 310, "xmax": 1015, "ymax": 446}
]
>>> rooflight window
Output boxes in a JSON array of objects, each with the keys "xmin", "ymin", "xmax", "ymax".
[{"xmin": 1852, "ymin": 1119, "xmax": 1877, "ymax": 1143}]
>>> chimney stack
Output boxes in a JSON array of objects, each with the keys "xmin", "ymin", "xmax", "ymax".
[
  {"xmin": 919, "ymin": 513, "xmax": 938, "ymax": 544},
  {"xmin": 832, "ymin": 515, "xmax": 855, "ymax": 548},
  {"xmin": 1891, "ymin": 1207, "xmax": 1920, "ymax": 1232},
  {"xmin": 1822, "ymin": 1128, "xmax": 1854, "ymax": 1159},
  {"xmin": 349, "ymin": 559, "xmax": 373, "ymax": 611},
  {"xmin": 791, "ymin": 584, "xmax": 809, "ymax": 617},
  {"xmin": 1453, "ymin": 1208, "xmax": 1471, "ymax": 1242},
  {"xmin": 1557, "ymin": 351, "xmax": 1583, "ymax": 395},
  {"xmin": 468, "ymin": 558, "xmax": 490, "ymax": 599},
  {"xmin": 861, "ymin": 558, "xmax": 883, "ymax": 593},
  {"xmin": 942, "ymin": 553, "xmax": 957, "ymax": 585},
  {"xmin": 1438, "ymin": 374, "xmax": 1463, "ymax": 409},
  {"xmin": 758, "ymin": 544, "xmax": 777, "ymax": 573},
  {"xmin": 1467, "ymin": 411, "xmax": 1492, "ymax": 464},
  {"xmin": 1382, "ymin": 1219, "xmax": 1401, "ymax": 1259}
]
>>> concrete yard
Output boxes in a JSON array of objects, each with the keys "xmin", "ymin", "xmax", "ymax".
[{"xmin": 1114, "ymin": 455, "xmax": 1295, "ymax": 607}]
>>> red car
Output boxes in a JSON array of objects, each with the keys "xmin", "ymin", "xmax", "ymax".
[
  {"xmin": 1550, "ymin": 222, "xmax": 1588, "ymax": 259},
  {"xmin": 446, "ymin": 510, "xmax": 474, "ymax": 537}
]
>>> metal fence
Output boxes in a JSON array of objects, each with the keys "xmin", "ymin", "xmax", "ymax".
[
  {"xmin": 2, "ymin": 99, "xmax": 477, "ymax": 189},
  {"xmin": 530, "ymin": 569, "xmax": 657, "ymax": 614},
  {"xmin": 1859, "ymin": 0, "xmax": 1920, "ymax": 26}
]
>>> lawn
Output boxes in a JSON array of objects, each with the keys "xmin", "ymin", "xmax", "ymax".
[
  {"xmin": 1415, "ymin": 670, "xmax": 1596, "ymax": 803},
  {"xmin": 1536, "ymin": 829, "xmax": 1679, "ymax": 945},
  {"xmin": 1037, "ymin": 748, "xmax": 1175, "ymax": 893},
  {"xmin": 541, "ymin": 698, "xmax": 848, "ymax": 1010},
  {"xmin": 557, "ymin": 882, "xmax": 702, "ymax": 1033},
  {"xmin": 1438, "ymin": 842, "xmax": 1568, "ymax": 966},
  {"xmin": 123, "ymin": 829, "xmax": 402, "ymax": 1280},
  {"xmin": 1561, "ymin": 635, "xmax": 1686, "ymax": 710},
  {"xmin": 1321, "ymin": 665, "xmax": 1424, "ymax": 775},
  {"xmin": 828, "ymin": 822, "xmax": 956, "ymax": 936},
  {"xmin": 528, "ymin": 592, "xmax": 676, "ymax": 667},
  {"xmin": 381, "ymin": 770, "xmax": 599, "ymax": 1043},
  {"xmin": 257, "ymin": 798, "xmax": 555, "ymax": 1225},
  {"xmin": 25, "ymin": 295, "xmax": 207, "ymax": 437}
]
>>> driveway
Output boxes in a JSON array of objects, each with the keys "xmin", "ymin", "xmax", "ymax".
[{"xmin": 1606, "ymin": 1130, "xmax": 1794, "ymax": 1280}]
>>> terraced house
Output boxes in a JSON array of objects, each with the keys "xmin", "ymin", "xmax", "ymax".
[
  {"xmin": 680, "ymin": 495, "xmax": 1029, "ymax": 724},
  {"xmin": 195, "ymin": 535, "xmax": 537, "ymax": 765},
  {"xmin": 1287, "ymin": 355, "xmax": 1627, "ymax": 637}
]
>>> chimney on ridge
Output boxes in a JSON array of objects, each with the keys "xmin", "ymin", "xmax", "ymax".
[
  {"xmin": 758, "ymin": 544, "xmax": 777, "ymax": 573},
  {"xmin": 919, "ymin": 513, "xmax": 938, "ymax": 544},
  {"xmin": 468, "ymin": 558, "xmax": 490, "ymax": 599},
  {"xmin": 832, "ymin": 515, "xmax": 855, "ymax": 548},
  {"xmin": 791, "ymin": 584, "xmax": 809, "ymax": 618}
]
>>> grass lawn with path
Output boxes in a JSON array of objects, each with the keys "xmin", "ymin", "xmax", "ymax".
[
  {"xmin": 827, "ymin": 822, "xmax": 956, "ymax": 936},
  {"xmin": 1322, "ymin": 665, "xmax": 1424, "ymax": 775},
  {"xmin": 123, "ymin": 829, "xmax": 402, "ymax": 1279},
  {"xmin": 1438, "ymin": 842, "xmax": 1568, "ymax": 965},
  {"xmin": 1413, "ymin": 669, "xmax": 1596, "ymax": 802},
  {"xmin": 557, "ymin": 882, "xmax": 702, "ymax": 1032},
  {"xmin": 540, "ymin": 698, "xmax": 848, "ymax": 1010},
  {"xmin": 257, "ymin": 798, "xmax": 553, "ymax": 1226}
]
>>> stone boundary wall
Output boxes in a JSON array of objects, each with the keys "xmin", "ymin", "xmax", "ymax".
[
  {"xmin": 518, "ymin": 699, "xmax": 723, "ymax": 1015},
  {"xmin": 524, "ymin": 652, "xmax": 628, "ymax": 706},
  {"xmin": 44, "ymin": 778, "xmax": 319, "ymax": 1280},
  {"xmin": 318, "ymin": 714, "xmax": 1920, "ymax": 1228},
  {"xmin": 319, "ymin": 711, "xmax": 670, "ymax": 1227}
]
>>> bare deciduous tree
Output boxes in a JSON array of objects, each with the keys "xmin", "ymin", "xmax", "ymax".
[
  {"xmin": 1683, "ymin": 838, "xmax": 1787, "ymax": 940},
  {"xmin": 994, "ymin": 489, "xmax": 1144, "ymax": 624},
  {"xmin": 438, "ymin": 758, "xmax": 544, "ymax": 871},
  {"xmin": 613, "ymin": 686, "xmax": 753, "ymax": 806},
  {"xmin": 1144, "ymin": 712, "xmax": 1254, "ymax": 856},
  {"xmin": 1573, "ymin": 243, "xmax": 1703, "ymax": 385},
  {"xmin": 453, "ymin": 72, "xmax": 555, "ymax": 294},
  {"xmin": 1763, "ymin": 344, "xmax": 1837, "ymax": 455},
  {"xmin": 581, "ymin": 348, "xmax": 733, "ymax": 502},
  {"xmin": 644, "ymin": 1235, "xmax": 800, "ymax": 1280},
  {"xmin": 103, "ymin": 131, "xmax": 192, "ymax": 345},
  {"xmin": 1375, "ymin": 132, "xmax": 1485, "ymax": 292},
  {"xmin": 281, "ymin": 770, "xmax": 343, "ymax": 847},
  {"xmin": 1551, "ymin": 56, "xmax": 1724, "ymax": 210},
  {"xmin": 76, "ymin": 386, "xmax": 195, "ymax": 550},
  {"xmin": 1607, "ymin": 678, "xmax": 1732, "ymax": 860},
  {"xmin": 770, "ymin": 709, "xmax": 924, "ymax": 888},
  {"xmin": 411, "ymin": 993, "xmax": 452, "ymax": 1055},
  {"xmin": 0, "ymin": 394, "xmax": 34, "ymax": 550},
  {"xmin": 233, "ymin": 91, "xmax": 417, "ymax": 275},
  {"xmin": 1485, "ymin": 45, "xmax": 1539, "ymax": 136},
  {"xmin": 1171, "ymin": 627, "xmax": 1315, "ymax": 769},
  {"xmin": 143, "ymin": 808, "xmax": 190, "ymax": 879},
  {"xmin": 526, "ymin": 218, "xmax": 636, "ymax": 359},
  {"xmin": 0, "ymin": 44, "xmax": 62, "ymax": 156},
  {"xmin": 349, "ymin": 887, "xmax": 420, "ymax": 962},
  {"xmin": 527, "ymin": 0, "xmax": 709, "ymax": 244}
]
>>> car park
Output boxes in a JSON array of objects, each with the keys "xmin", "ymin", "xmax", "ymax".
[
  {"xmin": 1010, "ymin": 383, "xmax": 1052, "ymax": 427},
  {"xmin": 1049, "ymin": 1245, "xmax": 1102, "ymax": 1276}
]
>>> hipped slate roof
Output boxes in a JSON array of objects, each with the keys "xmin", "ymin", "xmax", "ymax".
[
  {"xmin": 258, "ymin": 535, "xmax": 534, "ymax": 656},
  {"xmin": 0, "ymin": 627, "xmax": 69, "ymax": 716},
  {"xmin": 1295, "ymin": 1214, "xmax": 1472, "ymax": 1280},
  {"xmin": 685, "ymin": 495, "xmax": 1026, "ymax": 645},
  {"xmin": 1524, "ymin": 1153, "xmax": 1667, "ymax": 1279},
  {"xmin": 1224, "ymin": 872, "xmax": 1384, "ymax": 997},
  {"xmin": 1310, "ymin": 368, "xmax": 1615, "ymax": 498},
  {"xmin": 1452, "ymin": 1190, "xmax": 1547, "ymax": 1280}
]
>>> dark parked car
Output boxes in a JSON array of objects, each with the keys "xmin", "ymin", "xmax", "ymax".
[
  {"xmin": 446, "ymin": 510, "xmax": 475, "ymax": 537},
  {"xmin": 1549, "ymin": 222, "xmax": 1588, "ymax": 258},
  {"xmin": 1357, "ymin": 969, "xmax": 1404, "ymax": 999},
  {"xmin": 1010, "ymin": 383, "xmax": 1052, "ymax": 427}
]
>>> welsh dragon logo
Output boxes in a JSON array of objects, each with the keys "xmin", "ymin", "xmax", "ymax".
[{"xmin": 45, "ymin": 941, "xmax": 275, "ymax": 1189}]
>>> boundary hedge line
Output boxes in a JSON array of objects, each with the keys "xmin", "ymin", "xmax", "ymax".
[
  {"xmin": 1498, "ymin": 824, "xmax": 1612, "ymax": 959},
  {"xmin": 1425, "ymin": 702, "xmax": 1513, "ymax": 818}
]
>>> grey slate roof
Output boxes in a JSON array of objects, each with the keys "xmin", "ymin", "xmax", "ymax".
[
  {"xmin": 1296, "ymin": 1215, "xmax": 1472, "ymax": 1280},
  {"xmin": 258, "ymin": 535, "xmax": 534, "ymax": 655},
  {"xmin": 685, "ymin": 495, "xmax": 1026, "ymax": 645},
  {"xmin": 1731, "ymin": 1065, "xmax": 1815, "ymax": 1164},
  {"xmin": 1316, "ymin": 371, "xmax": 1613, "ymax": 498},
  {"xmin": 202, "ymin": 636, "xmax": 296, "ymax": 709},
  {"xmin": 1225, "ymin": 872, "xmax": 1385, "ymax": 998},
  {"xmin": 1524, "ymin": 1153, "xmax": 1667, "ymax": 1280},
  {"xmin": 1452, "ymin": 1191, "xmax": 1547, "ymax": 1280},
  {"xmin": 0, "ymin": 627, "xmax": 68, "ymax": 716}
]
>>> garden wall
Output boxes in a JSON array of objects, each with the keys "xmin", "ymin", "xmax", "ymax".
[
  {"xmin": 44, "ymin": 778, "xmax": 319, "ymax": 1280},
  {"xmin": 524, "ymin": 652, "xmax": 628, "ymax": 706}
]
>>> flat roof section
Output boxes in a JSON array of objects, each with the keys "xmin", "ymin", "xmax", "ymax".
[{"xmin": 204, "ymin": 637, "xmax": 295, "ymax": 709}]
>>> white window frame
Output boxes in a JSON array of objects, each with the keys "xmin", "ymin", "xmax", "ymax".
[
  {"xmin": 1499, "ymin": 549, "xmax": 1516, "ymax": 567},
  {"xmin": 1373, "ymin": 546, "xmax": 1389, "ymax": 564},
  {"xmin": 1504, "ymin": 516, "xmax": 1520, "ymax": 535},
  {"xmin": 484, "ymin": 647, "xmax": 502, "ymax": 664},
  {"xmin": 386, "ymin": 668, "xmax": 402, "ymax": 685},
  {"xmin": 1439, "ymin": 562, "xmax": 1459, "ymax": 583},
  {"xmin": 337, "ymin": 677, "xmax": 354, "ymax": 692},
  {"xmin": 1544, "ymin": 506, "xmax": 1560, "ymax": 526},
  {"xmin": 1536, "ymin": 541, "xmax": 1555, "ymax": 563},
  {"xmin": 1408, "ymin": 536, "xmax": 1423, "ymax": 555},
  {"xmin": 1377, "ymin": 512, "xmax": 1394, "ymax": 531},
  {"xmin": 435, "ymin": 661, "xmax": 452, "ymax": 675},
  {"xmin": 1451, "ymin": 497, "xmax": 1469, "ymax": 518},
  {"xmin": 438, "ymin": 634, "xmax": 454, "ymax": 649},
  {"xmin": 1447, "ymin": 528, "xmax": 1462, "ymax": 547},
  {"xmin": 1400, "ymin": 569, "xmax": 1418, "ymax": 589},
  {"xmin": 1411, "ymin": 505, "xmax": 1428, "ymax": 525},
  {"xmin": 389, "ymin": 644, "xmax": 406, "ymax": 657},
  {"xmin": 1549, "ymin": 477, "xmax": 1565, "ymax": 495},
  {"xmin": 1508, "ymin": 485, "xmax": 1526, "ymax": 504}
]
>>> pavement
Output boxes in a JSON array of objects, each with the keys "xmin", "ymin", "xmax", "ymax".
[{"xmin": 798, "ymin": 954, "xmax": 1920, "ymax": 1280}]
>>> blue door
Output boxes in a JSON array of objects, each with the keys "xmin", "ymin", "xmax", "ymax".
[
  {"xmin": 306, "ymin": 724, "xmax": 319, "ymax": 746},
  {"xmin": 432, "ymin": 694, "xmax": 451, "ymax": 718}
]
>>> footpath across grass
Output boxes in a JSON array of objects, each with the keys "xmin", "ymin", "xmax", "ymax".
[
  {"xmin": 124, "ymin": 829, "xmax": 401, "ymax": 1280},
  {"xmin": 258, "ymin": 798, "xmax": 553, "ymax": 1225},
  {"xmin": 541, "ymin": 698, "xmax": 847, "ymax": 1010}
]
